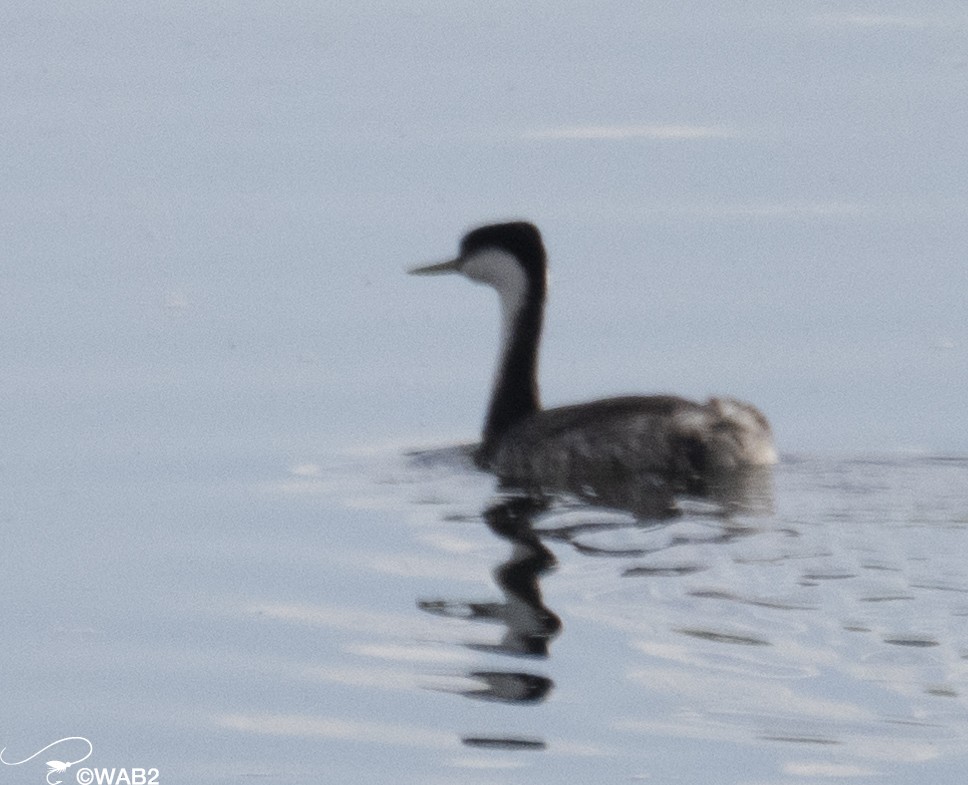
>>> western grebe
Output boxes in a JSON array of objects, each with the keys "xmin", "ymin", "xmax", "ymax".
[{"xmin": 410, "ymin": 221, "xmax": 776, "ymax": 487}]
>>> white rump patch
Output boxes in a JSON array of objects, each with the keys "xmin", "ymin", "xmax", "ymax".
[{"xmin": 673, "ymin": 398, "xmax": 778, "ymax": 467}]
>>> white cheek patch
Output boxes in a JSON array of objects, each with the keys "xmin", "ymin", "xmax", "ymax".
[{"xmin": 461, "ymin": 248, "xmax": 529, "ymax": 344}]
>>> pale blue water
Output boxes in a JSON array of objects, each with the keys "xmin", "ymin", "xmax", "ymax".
[
  {"xmin": 4, "ymin": 448, "xmax": 968, "ymax": 783},
  {"xmin": 3, "ymin": 2, "xmax": 967, "ymax": 783}
]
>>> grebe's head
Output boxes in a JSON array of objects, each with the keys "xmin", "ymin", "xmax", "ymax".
[{"xmin": 409, "ymin": 222, "xmax": 547, "ymax": 308}]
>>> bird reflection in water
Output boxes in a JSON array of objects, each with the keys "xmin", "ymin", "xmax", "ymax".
[
  {"xmin": 419, "ymin": 495, "xmax": 560, "ymax": 706},
  {"xmin": 537, "ymin": 461, "xmax": 776, "ymax": 522},
  {"xmin": 531, "ymin": 465, "xmax": 775, "ymax": 557},
  {"xmin": 411, "ymin": 447, "xmax": 773, "ymax": 751}
]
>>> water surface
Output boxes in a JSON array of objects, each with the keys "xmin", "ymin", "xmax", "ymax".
[
  {"xmin": 3, "ymin": 2, "xmax": 967, "ymax": 782},
  {"xmin": 5, "ymin": 448, "xmax": 967, "ymax": 783}
]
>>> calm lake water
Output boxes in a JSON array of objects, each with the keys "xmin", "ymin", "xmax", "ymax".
[
  {"xmin": 3, "ymin": 2, "xmax": 967, "ymax": 783},
  {"xmin": 4, "ymin": 445, "xmax": 968, "ymax": 783}
]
